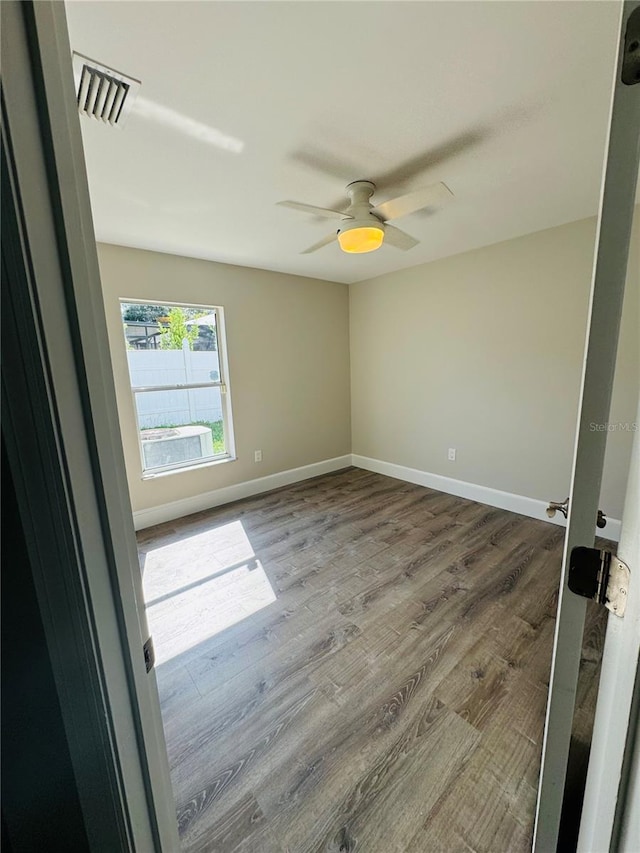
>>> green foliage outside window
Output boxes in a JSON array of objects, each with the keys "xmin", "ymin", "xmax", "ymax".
[
  {"xmin": 159, "ymin": 307, "xmax": 199, "ymax": 350},
  {"xmin": 122, "ymin": 303, "xmax": 168, "ymax": 322}
]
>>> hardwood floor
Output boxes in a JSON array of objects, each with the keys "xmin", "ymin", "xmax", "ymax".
[{"xmin": 137, "ymin": 468, "xmax": 604, "ymax": 853}]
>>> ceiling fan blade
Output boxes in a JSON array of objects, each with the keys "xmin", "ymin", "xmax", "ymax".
[
  {"xmin": 383, "ymin": 224, "xmax": 419, "ymax": 251},
  {"xmin": 374, "ymin": 129, "xmax": 484, "ymax": 191},
  {"xmin": 277, "ymin": 200, "xmax": 350, "ymax": 220},
  {"xmin": 290, "ymin": 128, "xmax": 484, "ymax": 203},
  {"xmin": 373, "ymin": 182, "xmax": 454, "ymax": 222},
  {"xmin": 290, "ymin": 147, "xmax": 362, "ymax": 182},
  {"xmin": 301, "ymin": 232, "xmax": 338, "ymax": 254}
]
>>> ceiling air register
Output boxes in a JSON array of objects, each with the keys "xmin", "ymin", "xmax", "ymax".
[{"xmin": 72, "ymin": 52, "xmax": 140, "ymax": 127}]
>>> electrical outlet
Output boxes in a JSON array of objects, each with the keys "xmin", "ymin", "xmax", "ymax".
[
  {"xmin": 254, "ymin": 450, "xmax": 262, "ymax": 463},
  {"xmin": 448, "ymin": 448, "xmax": 456, "ymax": 461}
]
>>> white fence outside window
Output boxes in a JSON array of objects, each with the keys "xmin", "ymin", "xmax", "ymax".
[{"xmin": 127, "ymin": 343, "xmax": 223, "ymax": 428}]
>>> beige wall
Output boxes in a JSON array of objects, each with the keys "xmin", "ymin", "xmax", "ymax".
[
  {"xmin": 98, "ymin": 244, "xmax": 351, "ymax": 514},
  {"xmin": 350, "ymin": 214, "xmax": 639, "ymax": 520},
  {"xmin": 100, "ymin": 213, "xmax": 638, "ymax": 522}
]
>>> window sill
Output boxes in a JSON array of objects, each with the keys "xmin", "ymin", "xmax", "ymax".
[{"xmin": 141, "ymin": 454, "xmax": 236, "ymax": 480}]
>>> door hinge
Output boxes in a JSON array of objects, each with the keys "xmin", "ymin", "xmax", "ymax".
[
  {"xmin": 143, "ymin": 636, "xmax": 155, "ymax": 673},
  {"xmin": 569, "ymin": 546, "xmax": 630, "ymax": 617}
]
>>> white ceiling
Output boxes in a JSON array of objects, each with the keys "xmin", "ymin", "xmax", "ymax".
[{"xmin": 65, "ymin": 1, "xmax": 624, "ymax": 285}]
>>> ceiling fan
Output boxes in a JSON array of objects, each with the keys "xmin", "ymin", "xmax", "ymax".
[{"xmin": 277, "ymin": 180, "xmax": 454, "ymax": 254}]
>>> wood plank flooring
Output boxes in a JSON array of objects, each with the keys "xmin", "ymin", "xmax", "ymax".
[{"xmin": 138, "ymin": 468, "xmax": 605, "ymax": 853}]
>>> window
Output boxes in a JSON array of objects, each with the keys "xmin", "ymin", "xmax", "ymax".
[{"xmin": 121, "ymin": 301, "xmax": 234, "ymax": 475}]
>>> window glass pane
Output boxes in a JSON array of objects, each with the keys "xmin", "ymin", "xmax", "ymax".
[
  {"xmin": 121, "ymin": 303, "xmax": 220, "ymax": 387},
  {"xmin": 135, "ymin": 387, "xmax": 226, "ymax": 471},
  {"xmin": 120, "ymin": 302, "xmax": 232, "ymax": 474},
  {"xmin": 126, "ymin": 345, "xmax": 221, "ymax": 389}
]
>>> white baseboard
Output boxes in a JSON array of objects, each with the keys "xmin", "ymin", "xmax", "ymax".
[
  {"xmin": 133, "ymin": 455, "xmax": 352, "ymax": 530},
  {"xmin": 133, "ymin": 451, "xmax": 621, "ymax": 540},
  {"xmin": 352, "ymin": 454, "xmax": 621, "ymax": 541}
]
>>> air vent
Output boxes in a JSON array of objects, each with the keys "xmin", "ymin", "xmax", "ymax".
[{"xmin": 72, "ymin": 53, "xmax": 140, "ymax": 127}]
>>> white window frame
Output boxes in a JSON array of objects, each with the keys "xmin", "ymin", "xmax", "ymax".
[{"xmin": 120, "ymin": 299, "xmax": 235, "ymax": 477}]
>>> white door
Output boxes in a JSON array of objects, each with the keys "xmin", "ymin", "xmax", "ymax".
[
  {"xmin": 578, "ymin": 397, "xmax": 640, "ymax": 852},
  {"xmin": 534, "ymin": 3, "xmax": 640, "ymax": 850}
]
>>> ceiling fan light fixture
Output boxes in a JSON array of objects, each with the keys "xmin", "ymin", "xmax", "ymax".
[{"xmin": 337, "ymin": 222, "xmax": 384, "ymax": 254}]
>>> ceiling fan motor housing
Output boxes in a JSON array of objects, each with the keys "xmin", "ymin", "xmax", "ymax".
[
  {"xmin": 339, "ymin": 180, "xmax": 385, "ymax": 238},
  {"xmin": 337, "ymin": 217, "xmax": 384, "ymax": 237},
  {"xmin": 336, "ymin": 182, "xmax": 384, "ymax": 252},
  {"xmin": 345, "ymin": 180, "xmax": 376, "ymax": 210}
]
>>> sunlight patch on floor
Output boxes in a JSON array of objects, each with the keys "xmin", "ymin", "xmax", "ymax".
[{"xmin": 142, "ymin": 520, "xmax": 276, "ymax": 665}]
